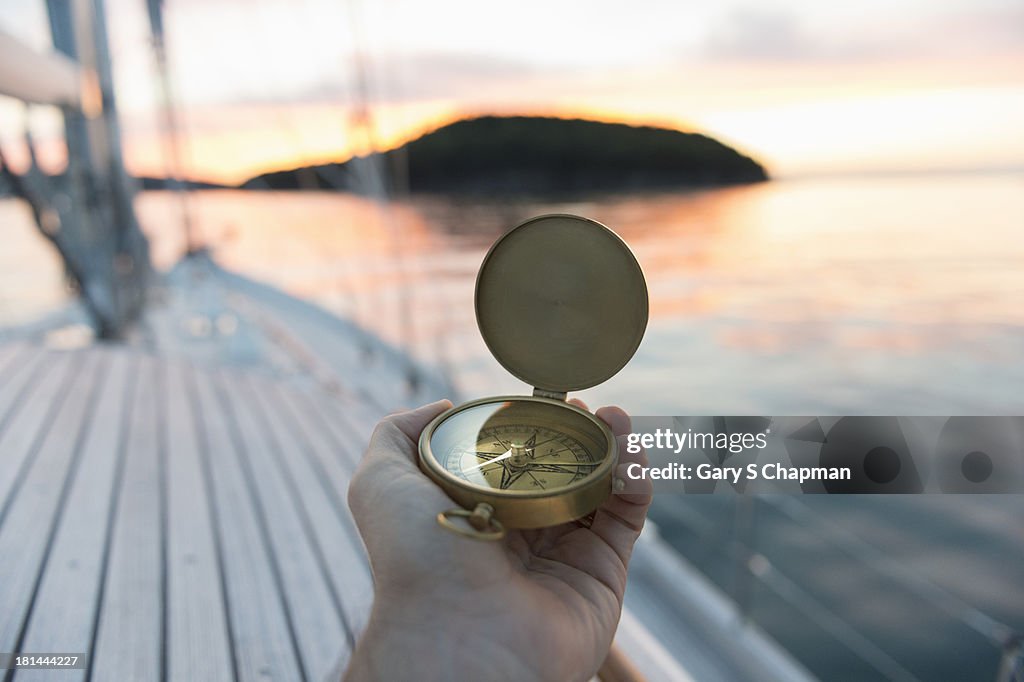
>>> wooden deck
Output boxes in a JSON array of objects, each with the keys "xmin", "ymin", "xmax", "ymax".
[
  {"xmin": 0, "ymin": 256, "xmax": 792, "ymax": 682},
  {"xmin": 0, "ymin": 342, "xmax": 375, "ymax": 681},
  {"xmin": 0, "ymin": 341, "xmax": 708, "ymax": 682}
]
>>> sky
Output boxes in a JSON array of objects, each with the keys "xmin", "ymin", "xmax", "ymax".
[{"xmin": 1, "ymin": 0, "xmax": 1023, "ymax": 184}]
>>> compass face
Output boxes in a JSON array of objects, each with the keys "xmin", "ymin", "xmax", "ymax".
[
  {"xmin": 425, "ymin": 399, "xmax": 612, "ymax": 497},
  {"xmin": 443, "ymin": 424, "xmax": 598, "ymax": 492}
]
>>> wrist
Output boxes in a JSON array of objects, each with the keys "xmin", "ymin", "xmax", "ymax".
[
  {"xmin": 345, "ymin": 601, "xmax": 540, "ymax": 682},
  {"xmin": 344, "ymin": 612, "xmax": 435, "ymax": 681}
]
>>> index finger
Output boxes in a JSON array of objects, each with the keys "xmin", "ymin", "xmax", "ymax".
[{"xmin": 596, "ymin": 405, "xmax": 631, "ymax": 437}]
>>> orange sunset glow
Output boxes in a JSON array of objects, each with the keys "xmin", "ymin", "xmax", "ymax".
[{"xmin": 1, "ymin": 0, "xmax": 1022, "ymax": 184}]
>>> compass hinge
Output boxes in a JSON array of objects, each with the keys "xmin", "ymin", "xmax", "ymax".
[{"xmin": 532, "ymin": 387, "xmax": 567, "ymax": 401}]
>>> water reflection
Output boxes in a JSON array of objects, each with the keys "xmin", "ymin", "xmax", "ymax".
[{"xmin": 3, "ymin": 172, "xmax": 1023, "ymax": 413}]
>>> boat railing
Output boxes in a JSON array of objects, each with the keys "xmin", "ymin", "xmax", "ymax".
[{"xmin": 654, "ymin": 495, "xmax": 1023, "ymax": 681}]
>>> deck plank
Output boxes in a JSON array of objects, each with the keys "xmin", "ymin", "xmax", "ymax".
[
  {"xmin": 0, "ymin": 350, "xmax": 104, "ymax": 660},
  {"xmin": 13, "ymin": 348, "xmax": 133, "ymax": 682},
  {"xmin": 0, "ymin": 345, "xmax": 49, "ymax": 438},
  {"xmin": 270, "ymin": 382, "xmax": 374, "ymax": 628},
  {"xmin": 213, "ymin": 369, "xmax": 347, "ymax": 682},
  {"xmin": 0, "ymin": 351, "xmax": 74, "ymax": 516},
  {"xmin": 0, "ymin": 342, "xmax": 21, "ymax": 378},
  {"xmin": 0, "ymin": 342, "xmax": 392, "ymax": 681},
  {"xmin": 90, "ymin": 356, "xmax": 163, "ymax": 681},
  {"xmin": 219, "ymin": 272, "xmax": 433, "ymax": 411},
  {"xmin": 162, "ymin": 363, "xmax": 234, "ymax": 682},
  {"xmin": 188, "ymin": 367, "xmax": 304, "ymax": 682},
  {"xmin": 294, "ymin": 385, "xmax": 376, "ymax": 472},
  {"xmin": 246, "ymin": 374, "xmax": 373, "ymax": 652}
]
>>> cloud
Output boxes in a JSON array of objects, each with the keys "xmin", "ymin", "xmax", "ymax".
[
  {"xmin": 182, "ymin": 50, "xmax": 551, "ymax": 108},
  {"xmin": 359, "ymin": 51, "xmax": 545, "ymax": 103},
  {"xmin": 704, "ymin": 8, "xmax": 913, "ymax": 63},
  {"xmin": 706, "ymin": 10, "xmax": 816, "ymax": 61},
  {"xmin": 703, "ymin": 5, "xmax": 1024, "ymax": 65}
]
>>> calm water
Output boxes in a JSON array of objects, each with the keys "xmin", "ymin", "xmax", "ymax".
[
  {"xmin": 2, "ymin": 173, "xmax": 1022, "ymax": 679},
  {"xmin": 3, "ymin": 173, "xmax": 1024, "ymax": 413}
]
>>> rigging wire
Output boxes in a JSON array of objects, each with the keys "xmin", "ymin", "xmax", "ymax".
[
  {"xmin": 365, "ymin": 12, "xmax": 460, "ymax": 396},
  {"xmin": 155, "ymin": 0, "xmax": 368, "ymax": 327},
  {"xmin": 252, "ymin": 0, "xmax": 366, "ymax": 326},
  {"xmin": 151, "ymin": 0, "xmax": 440, "ymax": 394},
  {"xmin": 144, "ymin": 0, "xmax": 198, "ymax": 257},
  {"xmin": 342, "ymin": 0, "xmax": 422, "ymax": 391},
  {"xmin": 207, "ymin": 0, "xmax": 398, "ymax": 354}
]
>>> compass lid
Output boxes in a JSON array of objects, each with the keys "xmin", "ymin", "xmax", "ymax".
[{"xmin": 475, "ymin": 214, "xmax": 649, "ymax": 394}]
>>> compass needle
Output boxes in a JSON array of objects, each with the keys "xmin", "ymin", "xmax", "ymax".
[{"xmin": 464, "ymin": 449, "xmax": 513, "ymax": 472}]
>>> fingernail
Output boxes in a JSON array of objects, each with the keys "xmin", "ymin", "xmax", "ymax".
[{"xmin": 613, "ymin": 478, "xmax": 626, "ymax": 492}]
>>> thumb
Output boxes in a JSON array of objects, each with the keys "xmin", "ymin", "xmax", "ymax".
[
  {"xmin": 351, "ymin": 399, "xmax": 454, "ymax": 518},
  {"xmin": 384, "ymin": 399, "xmax": 453, "ymax": 443}
]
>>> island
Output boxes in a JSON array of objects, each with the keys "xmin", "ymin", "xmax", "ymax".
[{"xmin": 241, "ymin": 115, "xmax": 768, "ymax": 194}]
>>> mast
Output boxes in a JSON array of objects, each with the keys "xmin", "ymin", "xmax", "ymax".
[
  {"xmin": 81, "ymin": 0, "xmax": 149, "ymax": 271},
  {"xmin": 0, "ymin": 0, "xmax": 152, "ymax": 338}
]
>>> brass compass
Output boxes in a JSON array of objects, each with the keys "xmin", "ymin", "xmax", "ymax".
[{"xmin": 418, "ymin": 214, "xmax": 648, "ymax": 539}]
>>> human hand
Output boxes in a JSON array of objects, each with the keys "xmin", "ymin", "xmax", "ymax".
[{"xmin": 345, "ymin": 399, "xmax": 652, "ymax": 682}]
